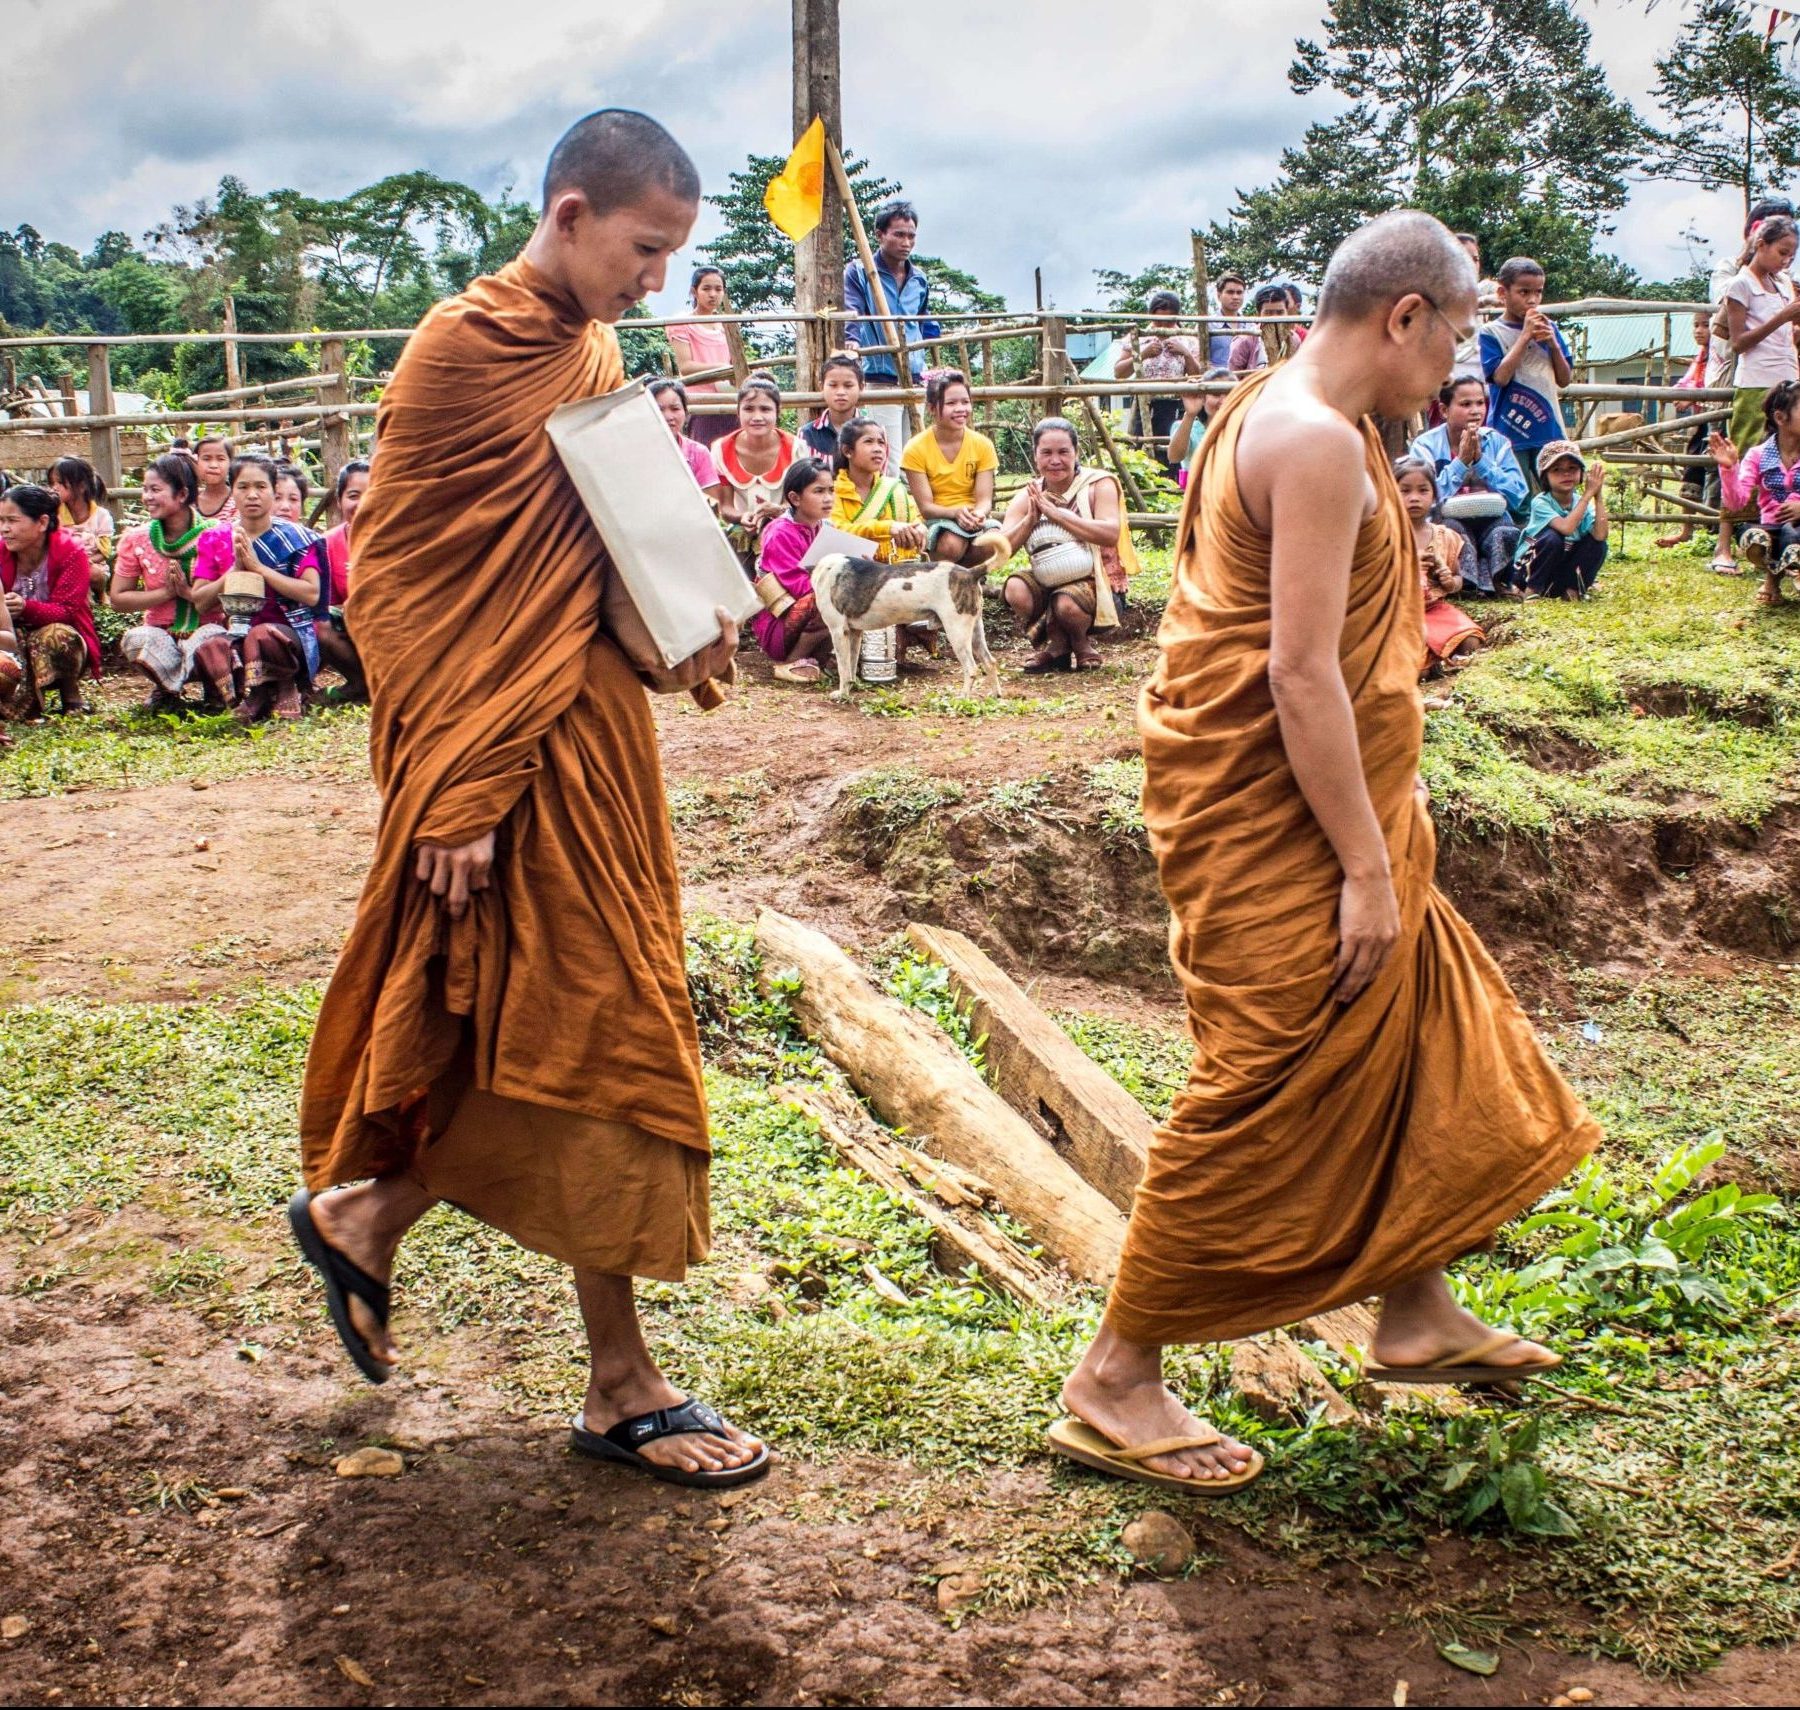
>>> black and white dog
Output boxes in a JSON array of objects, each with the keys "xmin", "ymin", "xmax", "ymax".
[{"xmin": 810, "ymin": 531, "xmax": 1011, "ymax": 699}]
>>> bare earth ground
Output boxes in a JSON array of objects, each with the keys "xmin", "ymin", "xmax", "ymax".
[{"xmin": 3, "ymin": 624, "xmax": 1797, "ymax": 1704}]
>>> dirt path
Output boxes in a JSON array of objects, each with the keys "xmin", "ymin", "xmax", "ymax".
[{"xmin": 3, "ymin": 1233, "xmax": 1788, "ymax": 1709}]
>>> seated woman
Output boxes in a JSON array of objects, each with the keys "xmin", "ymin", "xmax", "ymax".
[
  {"xmin": 312, "ymin": 458, "xmax": 371, "ymax": 704},
  {"xmin": 649, "ymin": 378, "xmax": 726, "ymax": 507},
  {"xmin": 751, "ymin": 458, "xmax": 837, "ymax": 686},
  {"xmin": 1408, "ymin": 377, "xmax": 1527, "ymax": 595},
  {"xmin": 996, "ymin": 417, "xmax": 1137, "ymax": 672},
  {"xmin": 666, "ymin": 265, "xmax": 735, "ymax": 448},
  {"xmin": 1393, "ymin": 455, "xmax": 1484, "ymax": 677},
  {"xmin": 715, "ymin": 374, "xmax": 798, "ymax": 566},
  {"xmin": 272, "ymin": 463, "xmax": 315, "ymax": 526},
  {"xmin": 189, "ymin": 453, "xmax": 322, "ymax": 723},
  {"xmin": 903, "ymin": 370, "xmax": 998, "ymax": 563},
  {"xmin": 112, "ymin": 452, "xmax": 234, "ymax": 712},
  {"xmin": 0, "ymin": 484, "xmax": 102, "ymax": 717},
  {"xmin": 49, "ymin": 456, "xmax": 115, "ymax": 597},
  {"xmin": 0, "ymin": 585, "xmax": 20, "ymax": 738}
]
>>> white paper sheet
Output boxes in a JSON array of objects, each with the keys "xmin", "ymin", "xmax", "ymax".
[
  {"xmin": 546, "ymin": 377, "xmax": 763, "ymax": 668},
  {"xmin": 799, "ymin": 523, "xmax": 875, "ymax": 568}
]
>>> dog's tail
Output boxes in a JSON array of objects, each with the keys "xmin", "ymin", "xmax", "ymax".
[{"xmin": 963, "ymin": 528, "xmax": 1014, "ymax": 577}]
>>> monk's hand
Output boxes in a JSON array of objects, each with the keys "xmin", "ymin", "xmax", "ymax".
[
  {"xmin": 1331, "ymin": 869, "xmax": 1401, "ymax": 1006},
  {"xmin": 415, "ymin": 830, "xmax": 496, "ymax": 920}
]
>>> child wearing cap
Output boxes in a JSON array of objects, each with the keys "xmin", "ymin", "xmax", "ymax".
[{"xmin": 1514, "ymin": 440, "xmax": 1608, "ymax": 600}]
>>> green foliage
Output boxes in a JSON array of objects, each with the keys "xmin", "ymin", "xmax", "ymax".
[
  {"xmin": 1441, "ymin": 1414, "xmax": 1581, "ymax": 1538},
  {"xmin": 1645, "ymin": 0, "xmax": 1800, "ymax": 210},
  {"xmin": 1467, "ymin": 1139, "xmax": 1782, "ymax": 1333},
  {"xmin": 877, "ymin": 950, "xmax": 988, "ymax": 1073},
  {"xmin": 1091, "ymin": 263, "xmax": 1194, "ymax": 314},
  {"xmin": 1207, "ymin": 0, "xmax": 1643, "ymax": 293}
]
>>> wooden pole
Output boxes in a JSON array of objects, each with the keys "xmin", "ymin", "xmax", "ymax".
[
  {"xmin": 58, "ymin": 374, "xmax": 77, "ymax": 416},
  {"xmin": 826, "ymin": 136, "xmax": 915, "ymax": 422},
  {"xmin": 221, "ymin": 291, "xmax": 242, "ymax": 392},
  {"xmin": 1043, "ymin": 314, "xmax": 1068, "ymax": 421},
  {"xmin": 318, "ymin": 338, "xmax": 351, "ymax": 483},
  {"xmin": 84, "ymin": 343, "xmax": 121, "ymax": 487},
  {"xmin": 790, "ymin": 0, "xmax": 843, "ymax": 392},
  {"xmin": 1189, "ymin": 230, "xmax": 1210, "ymax": 315}
]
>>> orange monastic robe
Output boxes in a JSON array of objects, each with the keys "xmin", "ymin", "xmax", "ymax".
[
  {"xmin": 1107, "ymin": 372, "xmax": 1598, "ymax": 1346},
  {"xmin": 299, "ymin": 259, "xmax": 711, "ymax": 1279}
]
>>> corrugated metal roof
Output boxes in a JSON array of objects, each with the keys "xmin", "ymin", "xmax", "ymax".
[{"xmin": 1562, "ymin": 312, "xmax": 1700, "ymax": 367}]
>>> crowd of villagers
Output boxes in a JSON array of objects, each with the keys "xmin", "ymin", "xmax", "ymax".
[
  {"xmin": 0, "ymin": 435, "xmax": 368, "ymax": 729},
  {"xmin": 13, "ymin": 204, "xmax": 1793, "ymax": 722}
]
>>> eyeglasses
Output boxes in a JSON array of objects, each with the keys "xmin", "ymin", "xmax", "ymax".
[{"xmin": 1419, "ymin": 293, "xmax": 1477, "ymax": 347}]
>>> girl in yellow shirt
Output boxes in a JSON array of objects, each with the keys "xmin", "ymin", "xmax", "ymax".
[
  {"xmin": 831, "ymin": 419, "xmax": 925, "ymax": 561},
  {"xmin": 901, "ymin": 370, "xmax": 998, "ymax": 562}
]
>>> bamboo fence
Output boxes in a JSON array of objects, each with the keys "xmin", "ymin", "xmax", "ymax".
[{"xmin": 0, "ymin": 301, "xmax": 1724, "ymax": 530}]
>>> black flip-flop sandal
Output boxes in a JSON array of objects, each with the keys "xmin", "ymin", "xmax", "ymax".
[
  {"xmin": 569, "ymin": 1399, "xmax": 771, "ymax": 1490},
  {"xmin": 287, "ymin": 1189, "xmax": 393, "ymax": 1385}
]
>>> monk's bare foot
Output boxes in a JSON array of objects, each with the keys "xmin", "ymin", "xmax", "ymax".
[
  {"xmin": 308, "ymin": 1182, "xmax": 417, "ymax": 1369},
  {"xmin": 582, "ymin": 1368, "xmax": 764, "ymax": 1477},
  {"xmin": 1372, "ymin": 1271, "xmax": 1555, "ymax": 1372},
  {"xmin": 1061, "ymin": 1333, "xmax": 1255, "ymax": 1483}
]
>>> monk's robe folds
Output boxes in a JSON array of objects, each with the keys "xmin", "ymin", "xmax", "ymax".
[
  {"xmin": 299, "ymin": 260, "xmax": 710, "ymax": 1278},
  {"xmin": 1108, "ymin": 371, "xmax": 1599, "ymax": 1346}
]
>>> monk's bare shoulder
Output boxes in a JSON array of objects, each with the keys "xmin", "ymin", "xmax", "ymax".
[{"xmin": 1235, "ymin": 371, "xmax": 1373, "ymax": 530}]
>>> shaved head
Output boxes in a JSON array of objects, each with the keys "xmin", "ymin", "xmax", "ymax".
[
  {"xmin": 1315, "ymin": 210, "xmax": 1475, "ymax": 324},
  {"xmin": 541, "ymin": 108, "xmax": 700, "ymax": 216}
]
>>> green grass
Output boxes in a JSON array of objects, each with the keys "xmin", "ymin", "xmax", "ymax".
[
  {"xmin": 0, "ymin": 702, "xmax": 372, "ymax": 799},
  {"xmin": 3, "ymin": 938, "xmax": 1795, "ymax": 1673}
]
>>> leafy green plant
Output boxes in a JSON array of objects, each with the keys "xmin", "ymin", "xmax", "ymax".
[
  {"xmin": 1441, "ymin": 1414, "xmax": 1580, "ymax": 1539},
  {"xmin": 1460, "ymin": 1139, "xmax": 1780, "ymax": 1333},
  {"xmin": 881, "ymin": 952, "xmax": 987, "ymax": 1073}
]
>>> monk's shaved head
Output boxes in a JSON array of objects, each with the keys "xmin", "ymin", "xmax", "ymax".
[
  {"xmin": 1315, "ymin": 210, "xmax": 1475, "ymax": 324},
  {"xmin": 541, "ymin": 108, "xmax": 700, "ymax": 215}
]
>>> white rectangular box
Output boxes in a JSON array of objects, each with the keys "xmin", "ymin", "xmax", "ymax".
[{"xmin": 546, "ymin": 377, "xmax": 762, "ymax": 668}]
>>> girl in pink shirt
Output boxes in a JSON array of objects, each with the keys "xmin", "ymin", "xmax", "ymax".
[
  {"xmin": 751, "ymin": 458, "xmax": 836, "ymax": 684},
  {"xmin": 666, "ymin": 266, "xmax": 735, "ymax": 448}
]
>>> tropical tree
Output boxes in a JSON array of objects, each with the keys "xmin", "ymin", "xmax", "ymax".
[
  {"xmin": 1206, "ymin": 0, "xmax": 1643, "ymax": 294},
  {"xmin": 1644, "ymin": 0, "xmax": 1800, "ymax": 217}
]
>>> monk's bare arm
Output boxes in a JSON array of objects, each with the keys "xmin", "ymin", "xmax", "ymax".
[{"xmin": 1258, "ymin": 411, "xmax": 1401, "ymax": 1002}]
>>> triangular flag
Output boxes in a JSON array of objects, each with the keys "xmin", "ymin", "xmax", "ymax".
[{"xmin": 764, "ymin": 116, "xmax": 826, "ymax": 242}]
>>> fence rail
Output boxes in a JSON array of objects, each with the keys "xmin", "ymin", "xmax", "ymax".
[{"xmin": 0, "ymin": 300, "xmax": 1728, "ymax": 533}]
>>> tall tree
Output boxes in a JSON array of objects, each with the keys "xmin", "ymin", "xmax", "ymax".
[
  {"xmin": 1091, "ymin": 263, "xmax": 1194, "ymax": 314},
  {"xmin": 1208, "ymin": 0, "xmax": 1643, "ymax": 292},
  {"xmin": 1644, "ymin": 0, "xmax": 1800, "ymax": 218}
]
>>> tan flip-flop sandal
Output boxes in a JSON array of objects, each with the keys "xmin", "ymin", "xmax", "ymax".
[
  {"xmin": 1362, "ymin": 1329, "xmax": 1561, "ymax": 1386},
  {"xmin": 1047, "ymin": 1417, "xmax": 1264, "ymax": 1494}
]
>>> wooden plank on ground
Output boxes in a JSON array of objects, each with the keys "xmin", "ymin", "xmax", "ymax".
[
  {"xmin": 755, "ymin": 908, "xmax": 1128, "ymax": 1287},
  {"xmin": 781, "ymin": 1081, "xmax": 1059, "ymax": 1308},
  {"xmin": 904, "ymin": 923, "xmax": 1150, "ymax": 1214}
]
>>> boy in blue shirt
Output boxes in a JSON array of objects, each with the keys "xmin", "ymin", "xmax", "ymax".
[{"xmin": 1480, "ymin": 258, "xmax": 1573, "ymax": 485}]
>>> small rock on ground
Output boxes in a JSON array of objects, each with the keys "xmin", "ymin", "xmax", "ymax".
[
  {"xmin": 1122, "ymin": 1511, "xmax": 1196, "ymax": 1576},
  {"xmin": 334, "ymin": 1447, "xmax": 404, "ymax": 1479}
]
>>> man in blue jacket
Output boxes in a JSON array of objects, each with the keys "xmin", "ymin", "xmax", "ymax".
[
  {"xmin": 1410, "ymin": 375, "xmax": 1529, "ymax": 594},
  {"xmin": 842, "ymin": 199, "xmax": 941, "ymax": 454}
]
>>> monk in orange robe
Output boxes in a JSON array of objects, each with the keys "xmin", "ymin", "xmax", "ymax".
[
  {"xmin": 291, "ymin": 111, "xmax": 767, "ymax": 1489},
  {"xmin": 1051, "ymin": 212, "xmax": 1600, "ymax": 1495}
]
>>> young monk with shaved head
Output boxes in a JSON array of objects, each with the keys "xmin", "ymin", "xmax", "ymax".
[
  {"xmin": 1051, "ymin": 210, "xmax": 1600, "ymax": 1494},
  {"xmin": 292, "ymin": 110, "xmax": 767, "ymax": 1488}
]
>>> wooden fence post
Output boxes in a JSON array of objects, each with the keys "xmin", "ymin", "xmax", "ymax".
[
  {"xmin": 85, "ymin": 344, "xmax": 122, "ymax": 488},
  {"xmin": 1043, "ymin": 315, "xmax": 1068, "ymax": 421},
  {"xmin": 318, "ymin": 338, "xmax": 350, "ymax": 483}
]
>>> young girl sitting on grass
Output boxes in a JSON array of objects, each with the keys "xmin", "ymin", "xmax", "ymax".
[
  {"xmin": 49, "ymin": 456, "xmax": 114, "ymax": 596},
  {"xmin": 1712, "ymin": 378, "xmax": 1800, "ymax": 607},
  {"xmin": 902, "ymin": 369, "xmax": 998, "ymax": 562},
  {"xmin": 1393, "ymin": 456, "xmax": 1484, "ymax": 678},
  {"xmin": 1515, "ymin": 441, "xmax": 1609, "ymax": 601},
  {"xmin": 752, "ymin": 458, "xmax": 837, "ymax": 686}
]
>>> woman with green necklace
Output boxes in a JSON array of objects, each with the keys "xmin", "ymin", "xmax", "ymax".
[{"xmin": 112, "ymin": 452, "xmax": 236, "ymax": 712}]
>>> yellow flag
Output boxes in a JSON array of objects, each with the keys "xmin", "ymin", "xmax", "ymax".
[{"xmin": 764, "ymin": 116, "xmax": 826, "ymax": 241}]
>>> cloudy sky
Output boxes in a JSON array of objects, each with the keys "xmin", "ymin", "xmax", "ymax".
[{"xmin": 2, "ymin": 0, "xmax": 1744, "ymax": 312}]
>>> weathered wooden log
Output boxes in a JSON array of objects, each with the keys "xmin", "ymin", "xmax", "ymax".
[
  {"xmin": 781, "ymin": 1081, "xmax": 1060, "ymax": 1307},
  {"xmin": 903, "ymin": 924, "xmax": 1150, "ymax": 1214},
  {"xmin": 1229, "ymin": 1335, "xmax": 1359, "ymax": 1426},
  {"xmin": 754, "ymin": 908, "xmax": 1127, "ymax": 1286}
]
